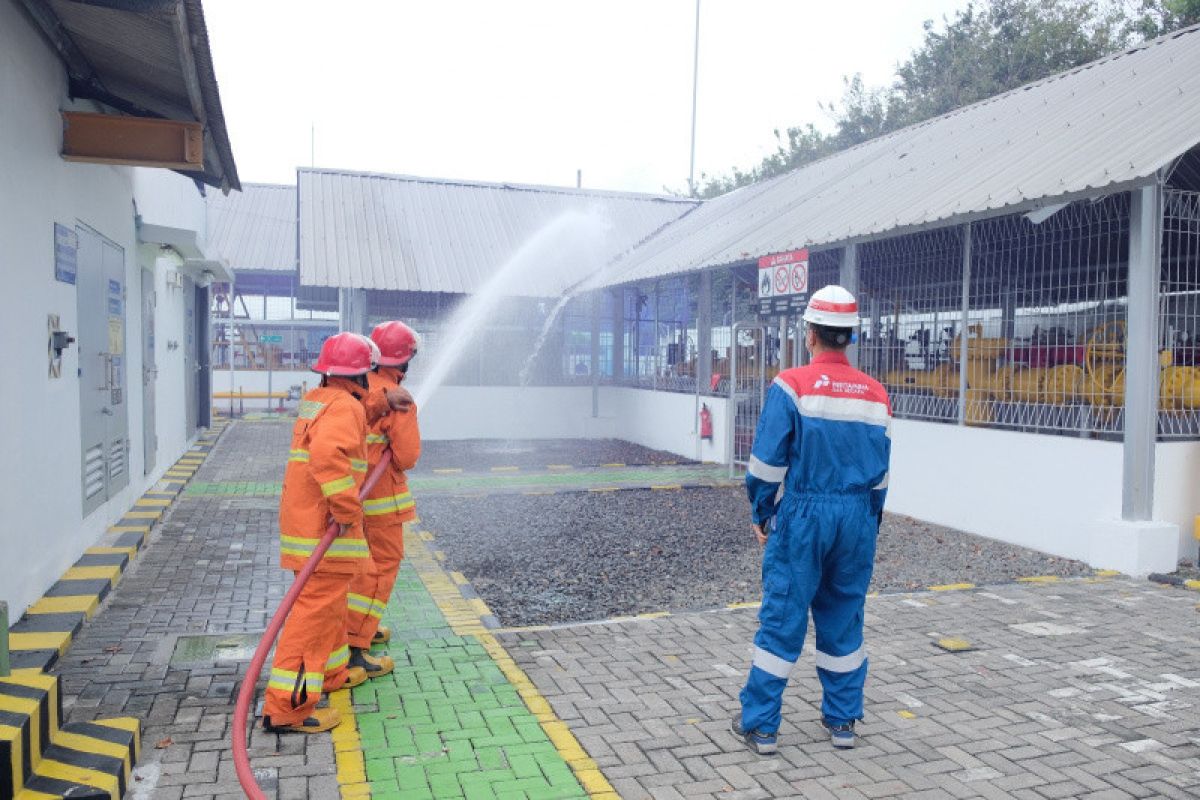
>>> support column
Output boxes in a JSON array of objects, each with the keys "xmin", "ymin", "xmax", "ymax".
[
  {"xmin": 591, "ymin": 291, "xmax": 601, "ymax": 418},
  {"xmin": 1123, "ymin": 184, "xmax": 1162, "ymax": 521},
  {"xmin": 840, "ymin": 244, "xmax": 859, "ymax": 366},
  {"xmin": 958, "ymin": 225, "xmax": 972, "ymax": 425},
  {"xmin": 338, "ymin": 288, "xmax": 367, "ymax": 333},
  {"xmin": 1092, "ymin": 182, "xmax": 1178, "ymax": 575},
  {"xmin": 697, "ymin": 271, "xmax": 713, "ymax": 395},
  {"xmin": 611, "ymin": 289, "xmax": 624, "ymax": 384}
]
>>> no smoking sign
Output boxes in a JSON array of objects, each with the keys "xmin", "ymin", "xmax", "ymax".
[{"xmin": 758, "ymin": 248, "xmax": 809, "ymax": 300}]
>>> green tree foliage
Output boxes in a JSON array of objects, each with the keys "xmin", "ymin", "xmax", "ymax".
[{"xmin": 697, "ymin": 0, "xmax": 1199, "ymax": 199}]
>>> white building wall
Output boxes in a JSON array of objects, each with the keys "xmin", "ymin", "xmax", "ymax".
[
  {"xmin": 885, "ymin": 420, "xmax": 1126, "ymax": 565},
  {"xmin": 1154, "ymin": 441, "xmax": 1200, "ymax": 564},
  {"xmin": 0, "ymin": 1, "xmax": 209, "ymax": 618}
]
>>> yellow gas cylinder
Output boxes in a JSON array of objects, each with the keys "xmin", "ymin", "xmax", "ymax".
[
  {"xmin": 981, "ymin": 364, "xmax": 1016, "ymax": 402},
  {"xmin": 1011, "ymin": 368, "xmax": 1044, "ymax": 404},
  {"xmin": 964, "ymin": 388, "xmax": 992, "ymax": 425},
  {"xmin": 1160, "ymin": 366, "xmax": 1200, "ymax": 410},
  {"xmin": 1044, "ymin": 364, "xmax": 1084, "ymax": 404},
  {"xmin": 931, "ymin": 363, "xmax": 960, "ymax": 399}
]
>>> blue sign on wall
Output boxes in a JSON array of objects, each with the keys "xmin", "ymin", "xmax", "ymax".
[{"xmin": 54, "ymin": 223, "xmax": 77, "ymax": 284}]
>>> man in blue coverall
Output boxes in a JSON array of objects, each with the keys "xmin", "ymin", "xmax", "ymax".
[{"xmin": 732, "ymin": 285, "xmax": 892, "ymax": 754}]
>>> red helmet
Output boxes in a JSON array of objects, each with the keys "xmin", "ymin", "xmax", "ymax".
[
  {"xmin": 312, "ymin": 332, "xmax": 373, "ymax": 376},
  {"xmin": 370, "ymin": 321, "xmax": 419, "ymax": 366}
]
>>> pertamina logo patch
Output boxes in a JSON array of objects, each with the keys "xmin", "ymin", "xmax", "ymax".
[
  {"xmin": 813, "ymin": 374, "xmax": 869, "ymax": 395},
  {"xmin": 813, "ymin": 374, "xmax": 831, "ymax": 390}
]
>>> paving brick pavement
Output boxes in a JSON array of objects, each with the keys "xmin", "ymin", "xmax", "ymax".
[
  {"xmin": 50, "ymin": 421, "xmax": 339, "ymax": 800},
  {"xmin": 501, "ymin": 579, "xmax": 1200, "ymax": 799},
  {"xmin": 39, "ymin": 418, "xmax": 1200, "ymax": 799}
]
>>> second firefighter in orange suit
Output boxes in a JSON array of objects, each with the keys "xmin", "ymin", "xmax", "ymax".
[
  {"xmin": 346, "ymin": 321, "xmax": 421, "ymax": 667},
  {"xmin": 262, "ymin": 332, "xmax": 378, "ymax": 734}
]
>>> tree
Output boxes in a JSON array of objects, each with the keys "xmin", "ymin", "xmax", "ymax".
[{"xmin": 697, "ymin": 0, "xmax": 1197, "ymax": 199}]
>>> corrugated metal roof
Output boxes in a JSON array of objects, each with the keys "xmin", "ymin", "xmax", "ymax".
[
  {"xmin": 206, "ymin": 183, "xmax": 296, "ymax": 272},
  {"xmin": 598, "ymin": 24, "xmax": 1200, "ymax": 288},
  {"xmin": 19, "ymin": 0, "xmax": 240, "ymax": 191},
  {"xmin": 298, "ymin": 169, "xmax": 698, "ymax": 297}
]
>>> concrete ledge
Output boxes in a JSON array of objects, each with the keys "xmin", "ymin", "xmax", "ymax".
[{"xmin": 1090, "ymin": 518, "xmax": 1180, "ymax": 576}]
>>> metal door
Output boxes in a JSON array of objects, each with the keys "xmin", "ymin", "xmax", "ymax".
[
  {"xmin": 728, "ymin": 322, "xmax": 767, "ymax": 476},
  {"xmin": 141, "ymin": 268, "xmax": 157, "ymax": 474},
  {"xmin": 183, "ymin": 276, "xmax": 198, "ymax": 434},
  {"xmin": 76, "ymin": 225, "xmax": 129, "ymax": 516},
  {"xmin": 195, "ymin": 283, "xmax": 211, "ymax": 429}
]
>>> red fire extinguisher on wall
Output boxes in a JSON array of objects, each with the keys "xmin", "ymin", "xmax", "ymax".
[{"xmin": 700, "ymin": 403, "xmax": 713, "ymax": 441}]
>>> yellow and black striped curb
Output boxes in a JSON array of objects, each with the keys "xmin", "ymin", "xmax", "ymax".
[
  {"xmin": 7, "ymin": 422, "xmax": 227, "ymax": 675},
  {"xmin": 0, "ymin": 671, "xmax": 140, "ymax": 799}
]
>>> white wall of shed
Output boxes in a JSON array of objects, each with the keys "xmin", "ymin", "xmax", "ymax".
[
  {"xmin": 0, "ymin": 0, "xmax": 208, "ymax": 618},
  {"xmin": 1154, "ymin": 440, "xmax": 1200, "ymax": 564}
]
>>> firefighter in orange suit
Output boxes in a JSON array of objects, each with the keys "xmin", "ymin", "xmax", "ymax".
[
  {"xmin": 262, "ymin": 332, "xmax": 378, "ymax": 734},
  {"xmin": 346, "ymin": 321, "xmax": 421, "ymax": 667}
]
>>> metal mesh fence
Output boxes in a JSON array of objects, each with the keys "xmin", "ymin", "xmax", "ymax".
[
  {"xmin": 1159, "ymin": 189, "xmax": 1200, "ymax": 439},
  {"xmin": 966, "ymin": 196, "xmax": 1130, "ymax": 437},
  {"xmin": 858, "ymin": 228, "xmax": 965, "ymax": 424}
]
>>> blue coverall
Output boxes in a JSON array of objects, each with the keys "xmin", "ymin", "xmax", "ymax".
[{"xmin": 740, "ymin": 351, "xmax": 892, "ymax": 733}]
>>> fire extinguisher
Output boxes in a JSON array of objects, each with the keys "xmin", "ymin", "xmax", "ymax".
[{"xmin": 700, "ymin": 403, "xmax": 713, "ymax": 440}]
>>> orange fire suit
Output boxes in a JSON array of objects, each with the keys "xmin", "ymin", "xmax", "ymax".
[
  {"xmin": 347, "ymin": 367, "xmax": 421, "ymax": 648},
  {"xmin": 265, "ymin": 377, "xmax": 374, "ymax": 725}
]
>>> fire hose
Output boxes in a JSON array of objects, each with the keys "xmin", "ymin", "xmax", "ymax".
[{"xmin": 232, "ymin": 449, "xmax": 394, "ymax": 799}]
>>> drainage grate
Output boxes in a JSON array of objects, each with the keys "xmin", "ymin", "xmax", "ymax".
[{"xmin": 170, "ymin": 633, "xmax": 262, "ymax": 664}]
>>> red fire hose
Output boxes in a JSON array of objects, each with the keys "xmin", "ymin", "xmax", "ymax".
[{"xmin": 232, "ymin": 450, "xmax": 393, "ymax": 799}]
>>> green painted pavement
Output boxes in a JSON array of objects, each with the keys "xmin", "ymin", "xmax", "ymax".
[{"xmin": 353, "ymin": 564, "xmax": 587, "ymax": 800}]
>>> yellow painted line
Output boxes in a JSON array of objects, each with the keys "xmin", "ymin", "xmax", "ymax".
[
  {"xmin": 26, "ymin": 595, "xmax": 99, "ymax": 617},
  {"xmin": 601, "ymin": 462, "xmax": 625, "ymax": 468},
  {"xmin": 432, "ymin": 468, "xmax": 463, "ymax": 474},
  {"xmin": 32, "ymin": 758, "xmax": 120, "ymax": 798},
  {"xmin": 329, "ymin": 688, "xmax": 367, "ymax": 797},
  {"xmin": 491, "ymin": 466, "xmax": 520, "ymax": 473},
  {"xmin": 135, "ymin": 497, "xmax": 172, "ymax": 507},
  {"xmin": 470, "ymin": 598, "xmax": 493, "ymax": 617},
  {"xmin": 54, "ymin": 729, "xmax": 133, "ymax": 763},
  {"xmin": 934, "ymin": 637, "xmax": 975, "ymax": 652},
  {"xmin": 727, "ymin": 601, "xmax": 761, "ymax": 610},
  {"xmin": 123, "ymin": 509, "xmax": 163, "ymax": 520},
  {"xmin": 92, "ymin": 716, "xmax": 140, "ymax": 761},
  {"xmin": 64, "ymin": 565, "xmax": 121, "ymax": 582},
  {"xmin": 87, "ymin": 545, "xmax": 138, "ymax": 558},
  {"xmin": 108, "ymin": 525, "xmax": 150, "ymax": 534},
  {"xmin": 1094, "ymin": 569, "xmax": 1121, "ymax": 577},
  {"xmin": 1016, "ymin": 575, "xmax": 1061, "ymax": 584},
  {"xmin": 523, "ymin": 491, "xmax": 554, "ymax": 496},
  {"xmin": 9, "ymin": 630, "xmax": 72, "ymax": 655},
  {"xmin": 450, "ymin": 571, "xmax": 469, "ymax": 585},
  {"xmin": 587, "ymin": 487, "xmax": 619, "ymax": 493},
  {"xmin": 650, "ymin": 485, "xmax": 682, "ymax": 491},
  {"xmin": 547, "ymin": 464, "xmax": 573, "ymax": 470},
  {"xmin": 636, "ymin": 611, "xmax": 671, "ymax": 619},
  {"xmin": 2, "ymin": 671, "xmax": 57, "ymax": 693},
  {"xmin": 929, "ymin": 583, "xmax": 975, "ymax": 592},
  {"xmin": 897, "ymin": 710, "xmax": 917, "ymax": 719},
  {"xmin": 434, "ymin": 551, "xmax": 446, "ymax": 562},
  {"xmin": 419, "ymin": 531, "xmax": 434, "ymax": 541}
]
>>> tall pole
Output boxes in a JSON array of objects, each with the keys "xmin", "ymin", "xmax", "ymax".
[{"xmin": 688, "ymin": 0, "xmax": 701, "ymax": 196}]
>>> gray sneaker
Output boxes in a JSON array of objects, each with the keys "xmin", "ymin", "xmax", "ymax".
[
  {"xmin": 823, "ymin": 719, "xmax": 855, "ymax": 749},
  {"xmin": 731, "ymin": 716, "xmax": 778, "ymax": 755}
]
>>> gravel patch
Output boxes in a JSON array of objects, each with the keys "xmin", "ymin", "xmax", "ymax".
[
  {"xmin": 412, "ymin": 438, "xmax": 694, "ymax": 472},
  {"xmin": 418, "ymin": 486, "xmax": 1093, "ymax": 627}
]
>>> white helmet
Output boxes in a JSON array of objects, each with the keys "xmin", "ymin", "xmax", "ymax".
[{"xmin": 802, "ymin": 285, "xmax": 860, "ymax": 328}]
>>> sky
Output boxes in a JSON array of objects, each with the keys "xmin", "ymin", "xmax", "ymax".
[{"xmin": 204, "ymin": 0, "xmax": 967, "ymax": 196}]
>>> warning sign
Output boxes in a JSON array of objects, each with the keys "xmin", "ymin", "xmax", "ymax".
[{"xmin": 758, "ymin": 249, "xmax": 809, "ymax": 313}]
